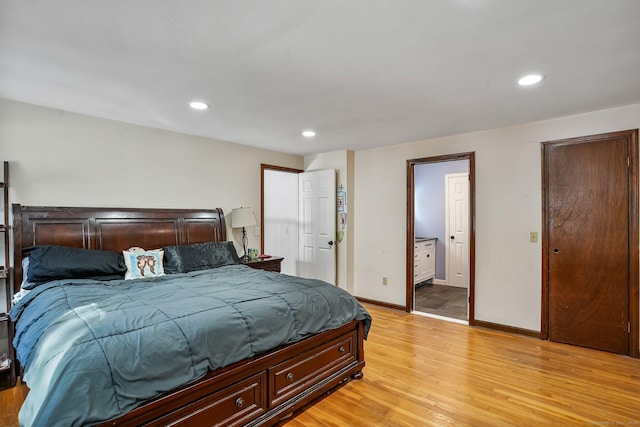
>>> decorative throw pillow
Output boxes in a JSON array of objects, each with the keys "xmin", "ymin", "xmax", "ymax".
[
  {"xmin": 123, "ymin": 248, "xmax": 165, "ymax": 280},
  {"xmin": 23, "ymin": 245, "xmax": 127, "ymax": 286},
  {"xmin": 162, "ymin": 241, "xmax": 240, "ymax": 274}
]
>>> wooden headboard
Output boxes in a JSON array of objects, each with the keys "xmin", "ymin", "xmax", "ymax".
[{"xmin": 12, "ymin": 204, "xmax": 227, "ymax": 287}]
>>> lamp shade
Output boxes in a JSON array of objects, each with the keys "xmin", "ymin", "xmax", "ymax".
[{"xmin": 231, "ymin": 207, "xmax": 256, "ymax": 228}]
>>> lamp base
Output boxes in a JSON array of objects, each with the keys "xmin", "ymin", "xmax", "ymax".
[{"xmin": 241, "ymin": 227, "xmax": 248, "ymax": 260}]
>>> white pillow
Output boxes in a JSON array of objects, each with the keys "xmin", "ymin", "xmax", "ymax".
[{"xmin": 123, "ymin": 248, "xmax": 165, "ymax": 280}]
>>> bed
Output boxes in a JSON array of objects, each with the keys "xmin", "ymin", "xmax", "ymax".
[{"xmin": 9, "ymin": 204, "xmax": 371, "ymax": 427}]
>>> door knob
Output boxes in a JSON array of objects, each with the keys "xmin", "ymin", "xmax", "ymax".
[
  {"xmin": 328, "ymin": 241, "xmax": 334, "ymax": 246},
  {"xmin": 553, "ymin": 248, "xmax": 560, "ymax": 254},
  {"xmin": 450, "ymin": 236, "xmax": 455, "ymax": 240}
]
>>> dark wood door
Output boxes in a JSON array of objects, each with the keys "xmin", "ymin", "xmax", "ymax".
[{"xmin": 544, "ymin": 130, "xmax": 638, "ymax": 355}]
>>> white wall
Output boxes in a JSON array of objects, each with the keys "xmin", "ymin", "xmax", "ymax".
[
  {"xmin": 4, "ymin": 97, "xmax": 640, "ymax": 333},
  {"xmin": 0, "ymin": 98, "xmax": 303, "ymax": 261},
  {"xmin": 353, "ymin": 102, "xmax": 640, "ymax": 331}
]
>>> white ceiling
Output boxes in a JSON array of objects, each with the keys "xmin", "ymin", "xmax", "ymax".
[{"xmin": 1, "ymin": 1, "xmax": 640, "ymax": 156}]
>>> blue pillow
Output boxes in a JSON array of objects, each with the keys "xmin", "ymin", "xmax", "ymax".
[
  {"xmin": 23, "ymin": 245, "xmax": 126, "ymax": 287},
  {"xmin": 163, "ymin": 241, "xmax": 240, "ymax": 274},
  {"xmin": 18, "ymin": 257, "xmax": 37, "ymax": 291}
]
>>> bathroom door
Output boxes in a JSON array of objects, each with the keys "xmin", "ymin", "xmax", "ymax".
[{"xmin": 445, "ymin": 173, "xmax": 469, "ymax": 289}]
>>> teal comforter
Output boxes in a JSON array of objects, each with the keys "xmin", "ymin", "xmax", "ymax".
[{"xmin": 10, "ymin": 265, "xmax": 371, "ymax": 427}]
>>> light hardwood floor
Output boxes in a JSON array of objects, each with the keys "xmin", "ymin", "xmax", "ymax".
[
  {"xmin": 283, "ymin": 305, "xmax": 640, "ymax": 426},
  {"xmin": 2, "ymin": 304, "xmax": 639, "ymax": 426}
]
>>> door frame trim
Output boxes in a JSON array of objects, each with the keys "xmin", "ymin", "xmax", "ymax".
[
  {"xmin": 541, "ymin": 129, "xmax": 639, "ymax": 358},
  {"xmin": 406, "ymin": 152, "xmax": 476, "ymax": 324}
]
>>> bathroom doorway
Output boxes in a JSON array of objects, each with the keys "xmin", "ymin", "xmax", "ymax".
[{"xmin": 406, "ymin": 153, "xmax": 475, "ymax": 324}]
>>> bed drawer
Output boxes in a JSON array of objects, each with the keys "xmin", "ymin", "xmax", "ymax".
[
  {"xmin": 269, "ymin": 331, "xmax": 357, "ymax": 407},
  {"xmin": 147, "ymin": 372, "xmax": 267, "ymax": 427}
]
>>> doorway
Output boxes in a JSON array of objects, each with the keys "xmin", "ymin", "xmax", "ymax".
[
  {"xmin": 261, "ymin": 164, "xmax": 337, "ymax": 284},
  {"xmin": 407, "ymin": 153, "xmax": 476, "ymax": 324},
  {"xmin": 298, "ymin": 169, "xmax": 337, "ymax": 285},
  {"xmin": 261, "ymin": 164, "xmax": 302, "ymax": 276},
  {"xmin": 541, "ymin": 129, "xmax": 639, "ymax": 357}
]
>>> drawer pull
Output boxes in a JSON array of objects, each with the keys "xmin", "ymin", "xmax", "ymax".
[
  {"xmin": 339, "ymin": 346, "xmax": 346, "ymax": 353},
  {"xmin": 286, "ymin": 373, "xmax": 294, "ymax": 382},
  {"xmin": 235, "ymin": 397, "xmax": 244, "ymax": 408}
]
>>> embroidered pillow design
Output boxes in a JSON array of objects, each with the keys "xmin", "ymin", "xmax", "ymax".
[{"xmin": 123, "ymin": 248, "xmax": 165, "ymax": 280}]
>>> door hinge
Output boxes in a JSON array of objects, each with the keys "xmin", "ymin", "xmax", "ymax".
[
  {"xmin": 627, "ymin": 156, "xmax": 630, "ymax": 168},
  {"xmin": 629, "ymin": 321, "xmax": 631, "ymax": 334}
]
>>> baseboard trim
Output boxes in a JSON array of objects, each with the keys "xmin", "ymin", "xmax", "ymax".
[
  {"xmin": 474, "ymin": 319, "xmax": 540, "ymax": 338},
  {"xmin": 356, "ymin": 297, "xmax": 405, "ymax": 311}
]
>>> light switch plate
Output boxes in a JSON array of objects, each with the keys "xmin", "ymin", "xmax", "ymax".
[
  {"xmin": 530, "ymin": 231, "xmax": 538, "ymax": 243},
  {"xmin": 254, "ymin": 226, "xmax": 260, "ymax": 236}
]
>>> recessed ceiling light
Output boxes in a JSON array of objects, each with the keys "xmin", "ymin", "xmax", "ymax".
[
  {"xmin": 518, "ymin": 74, "xmax": 544, "ymax": 86},
  {"xmin": 302, "ymin": 130, "xmax": 316, "ymax": 137},
  {"xmin": 189, "ymin": 101, "xmax": 210, "ymax": 110}
]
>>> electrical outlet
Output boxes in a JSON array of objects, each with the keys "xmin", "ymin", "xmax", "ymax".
[
  {"xmin": 254, "ymin": 226, "xmax": 260, "ymax": 236},
  {"xmin": 382, "ymin": 276, "xmax": 388, "ymax": 286},
  {"xmin": 530, "ymin": 231, "xmax": 538, "ymax": 243}
]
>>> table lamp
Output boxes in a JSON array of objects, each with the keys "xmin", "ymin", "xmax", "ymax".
[{"xmin": 231, "ymin": 207, "xmax": 256, "ymax": 261}]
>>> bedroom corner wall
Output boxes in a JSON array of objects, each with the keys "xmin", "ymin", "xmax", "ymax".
[
  {"xmin": 353, "ymin": 102, "xmax": 640, "ymax": 332},
  {"xmin": 0, "ymin": 98, "xmax": 303, "ymax": 260}
]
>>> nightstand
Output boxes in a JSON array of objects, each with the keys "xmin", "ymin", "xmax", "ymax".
[{"xmin": 243, "ymin": 256, "xmax": 284, "ymax": 273}]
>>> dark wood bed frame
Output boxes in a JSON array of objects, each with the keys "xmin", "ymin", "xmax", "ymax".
[{"xmin": 12, "ymin": 204, "xmax": 366, "ymax": 427}]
